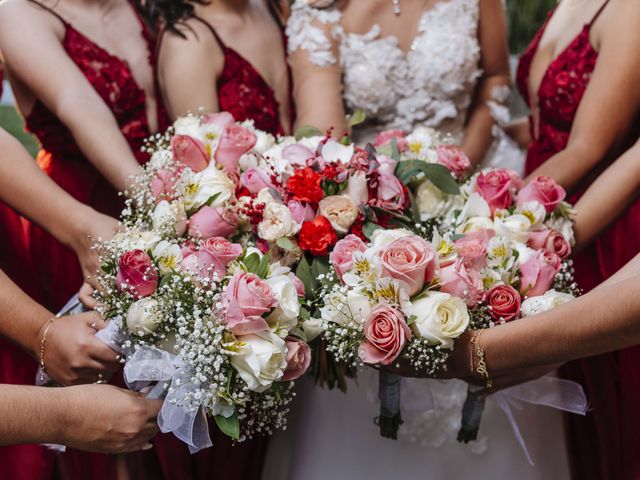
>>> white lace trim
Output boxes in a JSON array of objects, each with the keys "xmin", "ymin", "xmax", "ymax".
[{"xmin": 287, "ymin": 1, "xmax": 342, "ymax": 67}]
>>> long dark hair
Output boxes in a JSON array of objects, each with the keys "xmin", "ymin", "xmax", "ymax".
[{"xmin": 137, "ymin": 0, "xmax": 286, "ymax": 35}]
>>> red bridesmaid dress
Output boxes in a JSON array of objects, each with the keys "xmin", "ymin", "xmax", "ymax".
[{"xmin": 517, "ymin": 2, "xmax": 640, "ymax": 479}]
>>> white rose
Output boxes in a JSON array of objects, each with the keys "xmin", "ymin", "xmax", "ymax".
[
  {"xmin": 318, "ymin": 195, "xmax": 358, "ymax": 234},
  {"xmin": 173, "ymin": 116, "xmax": 204, "ymax": 141},
  {"xmin": 415, "ymin": 180, "xmax": 447, "ymax": 221},
  {"xmin": 238, "ymin": 152, "xmax": 259, "ymax": 171},
  {"xmin": 344, "ymin": 170, "xmax": 369, "ymax": 205},
  {"xmin": 230, "ymin": 333, "xmax": 287, "ymax": 392},
  {"xmin": 265, "ymin": 274, "xmax": 300, "ymax": 335},
  {"xmin": 258, "ymin": 202, "xmax": 300, "ymax": 242},
  {"xmin": 114, "ymin": 230, "xmax": 161, "ymax": 252},
  {"xmin": 126, "ymin": 298, "xmax": 162, "ymax": 337},
  {"xmin": 152, "ymin": 200, "xmax": 187, "ymax": 236},
  {"xmin": 301, "ymin": 317, "xmax": 324, "ymax": 342},
  {"xmin": 521, "ymin": 290, "xmax": 575, "ymax": 317},
  {"xmin": 153, "ymin": 240, "xmax": 183, "ymax": 275},
  {"xmin": 494, "ymin": 213, "xmax": 532, "ymax": 243},
  {"xmin": 411, "ymin": 291, "xmax": 470, "ymax": 348},
  {"xmin": 516, "ymin": 201, "xmax": 547, "ymax": 228},
  {"xmin": 370, "ymin": 228, "xmax": 413, "ymax": 249},
  {"xmin": 179, "ymin": 163, "xmax": 235, "ymax": 211},
  {"xmin": 321, "ymin": 139, "xmax": 354, "ymax": 164},
  {"xmin": 456, "ymin": 216, "xmax": 495, "ymax": 235}
]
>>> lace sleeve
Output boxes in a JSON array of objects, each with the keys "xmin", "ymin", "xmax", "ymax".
[{"xmin": 286, "ymin": 1, "xmax": 342, "ymax": 67}]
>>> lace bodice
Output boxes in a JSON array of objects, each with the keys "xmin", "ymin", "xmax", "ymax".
[{"xmin": 287, "ymin": 0, "xmax": 482, "ymax": 140}]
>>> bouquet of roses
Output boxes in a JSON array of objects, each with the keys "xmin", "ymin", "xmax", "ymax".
[
  {"xmin": 93, "ymin": 113, "xmax": 312, "ymax": 450},
  {"xmin": 316, "ymin": 165, "xmax": 579, "ymax": 439}
]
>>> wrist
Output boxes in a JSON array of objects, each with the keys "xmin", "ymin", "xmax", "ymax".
[
  {"xmin": 58, "ymin": 204, "xmax": 98, "ymax": 253},
  {"xmin": 47, "ymin": 387, "xmax": 73, "ymax": 445},
  {"xmin": 28, "ymin": 308, "xmax": 54, "ymax": 360}
]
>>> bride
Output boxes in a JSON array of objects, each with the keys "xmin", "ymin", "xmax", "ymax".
[{"xmin": 263, "ymin": 1, "xmax": 567, "ymax": 479}]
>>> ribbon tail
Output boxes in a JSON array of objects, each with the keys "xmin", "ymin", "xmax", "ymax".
[{"xmin": 493, "ymin": 392, "xmax": 534, "ymax": 466}]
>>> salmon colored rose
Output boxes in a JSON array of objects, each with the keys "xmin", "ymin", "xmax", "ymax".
[
  {"xmin": 487, "ymin": 284, "xmax": 521, "ymax": 321},
  {"xmin": 171, "ymin": 135, "xmax": 209, "ymax": 172},
  {"xmin": 358, "ymin": 305, "xmax": 411, "ymax": 365},
  {"xmin": 281, "ymin": 337, "xmax": 312, "ymax": 381}
]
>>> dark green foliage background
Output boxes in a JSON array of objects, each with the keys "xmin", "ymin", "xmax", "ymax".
[{"xmin": 507, "ymin": 0, "xmax": 556, "ymax": 53}]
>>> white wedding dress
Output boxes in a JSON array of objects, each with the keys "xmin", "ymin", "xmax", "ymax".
[{"xmin": 262, "ymin": 1, "xmax": 569, "ymax": 479}]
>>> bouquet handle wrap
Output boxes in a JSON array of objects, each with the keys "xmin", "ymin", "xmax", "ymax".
[
  {"xmin": 457, "ymin": 385, "xmax": 485, "ymax": 443},
  {"xmin": 377, "ymin": 370, "xmax": 403, "ymax": 439}
]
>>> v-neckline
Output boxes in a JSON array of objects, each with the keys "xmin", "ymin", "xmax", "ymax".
[{"xmin": 526, "ymin": 11, "xmax": 597, "ymax": 139}]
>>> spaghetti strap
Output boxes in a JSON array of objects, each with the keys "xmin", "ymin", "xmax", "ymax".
[
  {"xmin": 25, "ymin": 0, "xmax": 69, "ymax": 26},
  {"xmin": 589, "ymin": 0, "xmax": 610, "ymax": 26},
  {"xmin": 191, "ymin": 16, "xmax": 226, "ymax": 50}
]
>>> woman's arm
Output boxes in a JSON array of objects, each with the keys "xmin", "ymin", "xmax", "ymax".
[
  {"xmin": 0, "ymin": 384, "xmax": 161, "ymax": 453},
  {"xmin": 0, "ymin": 1, "xmax": 142, "ymax": 191},
  {"xmin": 461, "ymin": 0, "xmax": 511, "ymax": 167},
  {"xmin": 527, "ymin": 2, "xmax": 640, "ymax": 191},
  {"xmin": 0, "ymin": 269, "xmax": 119, "ymax": 386},
  {"xmin": 573, "ymin": 139, "xmax": 640, "ymax": 251},
  {"xmin": 157, "ymin": 20, "xmax": 222, "ymax": 120},
  {"xmin": 288, "ymin": 7, "xmax": 346, "ymax": 135},
  {"xmin": 0, "ymin": 129, "xmax": 120, "ymax": 283},
  {"xmin": 504, "ymin": 118, "xmax": 531, "ymax": 151}
]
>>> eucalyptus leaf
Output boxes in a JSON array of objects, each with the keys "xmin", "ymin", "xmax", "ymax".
[
  {"xmin": 276, "ymin": 237, "xmax": 296, "ymax": 252},
  {"xmin": 363, "ymin": 221, "xmax": 381, "ymax": 239},
  {"xmin": 348, "ymin": 108, "xmax": 366, "ymax": 128},
  {"xmin": 390, "ymin": 138, "xmax": 400, "ymax": 162},
  {"xmin": 214, "ymin": 413, "xmax": 240, "ymax": 440},
  {"xmin": 311, "ymin": 257, "xmax": 330, "ymax": 280},
  {"xmin": 296, "ymin": 256, "xmax": 314, "ymax": 299},
  {"xmin": 295, "ymin": 125, "xmax": 323, "ymax": 141}
]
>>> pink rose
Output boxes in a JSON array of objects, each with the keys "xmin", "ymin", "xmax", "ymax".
[
  {"xmin": 224, "ymin": 271, "xmax": 276, "ymax": 335},
  {"xmin": 435, "ymin": 145, "xmax": 471, "ymax": 178},
  {"xmin": 519, "ymin": 250, "xmax": 562, "ymax": 297},
  {"xmin": 188, "ymin": 206, "xmax": 238, "ymax": 239},
  {"xmin": 202, "ymin": 111, "xmax": 234, "ymax": 129},
  {"xmin": 281, "ymin": 337, "xmax": 311, "ymax": 381},
  {"xmin": 358, "ymin": 305, "xmax": 411, "ymax": 366},
  {"xmin": 373, "ymin": 130, "xmax": 409, "ymax": 152},
  {"xmin": 215, "ymin": 124, "xmax": 257, "ymax": 174},
  {"xmin": 475, "ymin": 169, "xmax": 517, "ymax": 214},
  {"xmin": 373, "ymin": 174, "xmax": 406, "ymax": 212},
  {"xmin": 378, "ymin": 236, "xmax": 438, "ymax": 296},
  {"xmin": 151, "ymin": 168, "xmax": 182, "ymax": 202},
  {"xmin": 287, "ymin": 199, "xmax": 316, "ymax": 224},
  {"xmin": 517, "ymin": 176, "xmax": 566, "ymax": 213},
  {"xmin": 439, "ymin": 258, "xmax": 485, "ymax": 306},
  {"xmin": 330, "ymin": 234, "xmax": 367, "ymax": 280},
  {"xmin": 181, "ymin": 238, "xmax": 242, "ymax": 279},
  {"xmin": 454, "ymin": 230, "xmax": 494, "ymax": 271},
  {"xmin": 528, "ymin": 228, "xmax": 572, "ymax": 259},
  {"xmin": 487, "ymin": 284, "xmax": 521, "ymax": 322},
  {"xmin": 171, "ymin": 135, "xmax": 209, "ymax": 172},
  {"xmin": 240, "ymin": 168, "xmax": 274, "ymax": 194},
  {"xmin": 283, "ymin": 144, "xmax": 315, "ymax": 167},
  {"xmin": 116, "ymin": 250, "xmax": 159, "ymax": 298},
  {"xmin": 376, "ymin": 155, "xmax": 398, "ymax": 176}
]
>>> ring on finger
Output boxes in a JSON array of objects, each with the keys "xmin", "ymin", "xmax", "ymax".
[
  {"xmin": 90, "ymin": 322, "xmax": 99, "ymax": 332},
  {"xmin": 95, "ymin": 373, "xmax": 106, "ymax": 384},
  {"xmin": 115, "ymin": 354, "xmax": 125, "ymax": 364}
]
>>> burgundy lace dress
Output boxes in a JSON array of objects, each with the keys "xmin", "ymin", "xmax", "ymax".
[{"xmin": 517, "ymin": 2, "xmax": 640, "ymax": 479}]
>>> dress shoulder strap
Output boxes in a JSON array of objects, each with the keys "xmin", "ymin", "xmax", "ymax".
[
  {"xmin": 589, "ymin": 0, "xmax": 610, "ymax": 26},
  {"xmin": 25, "ymin": 0, "xmax": 69, "ymax": 26},
  {"xmin": 190, "ymin": 16, "xmax": 226, "ymax": 50}
]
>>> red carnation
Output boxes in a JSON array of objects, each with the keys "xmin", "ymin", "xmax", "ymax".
[
  {"xmin": 286, "ymin": 167, "xmax": 324, "ymax": 204},
  {"xmin": 298, "ymin": 216, "xmax": 338, "ymax": 256}
]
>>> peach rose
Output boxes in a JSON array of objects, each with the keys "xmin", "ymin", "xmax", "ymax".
[
  {"xmin": 358, "ymin": 305, "xmax": 411, "ymax": 365},
  {"xmin": 378, "ymin": 235, "xmax": 438, "ymax": 296},
  {"xmin": 171, "ymin": 135, "xmax": 209, "ymax": 172},
  {"xmin": 318, "ymin": 195, "xmax": 359, "ymax": 234}
]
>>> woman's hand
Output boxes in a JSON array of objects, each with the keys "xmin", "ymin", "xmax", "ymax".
[
  {"xmin": 37, "ymin": 312, "xmax": 120, "ymax": 386},
  {"xmin": 58, "ymin": 384, "xmax": 162, "ymax": 453}
]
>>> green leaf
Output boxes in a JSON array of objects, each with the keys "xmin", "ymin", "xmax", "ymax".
[
  {"xmin": 159, "ymin": 272, "xmax": 176, "ymax": 289},
  {"xmin": 300, "ymin": 306, "xmax": 311, "ymax": 321},
  {"xmin": 204, "ymin": 192, "xmax": 221, "ymax": 207},
  {"xmin": 256, "ymin": 252, "xmax": 272, "ymax": 279},
  {"xmin": 214, "ymin": 413, "xmax": 240, "ymax": 440},
  {"xmin": 407, "ymin": 315, "xmax": 417, "ymax": 326},
  {"xmin": 295, "ymin": 125, "xmax": 323, "ymax": 141},
  {"xmin": 395, "ymin": 160, "xmax": 460, "ymax": 195},
  {"xmin": 321, "ymin": 179, "xmax": 339, "ymax": 197},
  {"xmin": 363, "ymin": 221, "xmax": 381, "ymax": 239},
  {"xmin": 276, "ymin": 237, "xmax": 296, "ymax": 251},
  {"xmin": 348, "ymin": 108, "xmax": 366, "ymax": 128},
  {"xmin": 311, "ymin": 257, "xmax": 330, "ymax": 280},
  {"xmin": 390, "ymin": 138, "xmax": 400, "ymax": 162},
  {"xmin": 242, "ymin": 252, "xmax": 261, "ymax": 274},
  {"xmin": 296, "ymin": 256, "xmax": 314, "ymax": 299}
]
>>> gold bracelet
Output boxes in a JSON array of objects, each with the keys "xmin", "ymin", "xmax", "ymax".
[
  {"xmin": 469, "ymin": 329, "xmax": 492, "ymax": 389},
  {"xmin": 39, "ymin": 318, "xmax": 57, "ymax": 383}
]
